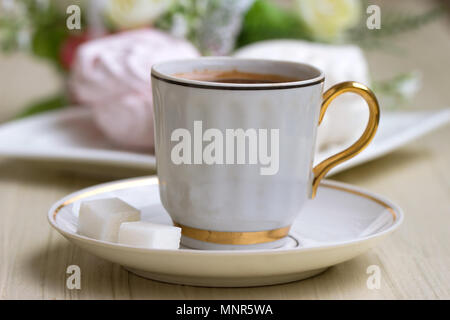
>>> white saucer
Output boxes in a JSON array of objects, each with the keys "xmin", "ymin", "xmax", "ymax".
[{"xmin": 48, "ymin": 176, "xmax": 403, "ymax": 287}]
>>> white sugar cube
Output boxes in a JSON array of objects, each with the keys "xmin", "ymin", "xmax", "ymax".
[
  {"xmin": 118, "ymin": 222, "xmax": 181, "ymax": 249},
  {"xmin": 77, "ymin": 197, "xmax": 140, "ymax": 242}
]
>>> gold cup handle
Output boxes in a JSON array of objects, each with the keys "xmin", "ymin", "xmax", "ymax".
[{"xmin": 312, "ymin": 81, "xmax": 380, "ymax": 198}]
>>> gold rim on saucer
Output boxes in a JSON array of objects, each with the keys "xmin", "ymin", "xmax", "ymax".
[{"xmin": 52, "ymin": 177, "xmax": 396, "ymax": 245}]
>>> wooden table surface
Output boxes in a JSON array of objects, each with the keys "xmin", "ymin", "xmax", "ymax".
[{"xmin": 0, "ymin": 0, "xmax": 449, "ymax": 299}]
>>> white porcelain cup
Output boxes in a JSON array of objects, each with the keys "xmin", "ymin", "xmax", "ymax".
[{"xmin": 151, "ymin": 58, "xmax": 379, "ymax": 250}]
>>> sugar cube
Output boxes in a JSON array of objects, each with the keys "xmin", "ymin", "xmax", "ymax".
[
  {"xmin": 118, "ymin": 222, "xmax": 181, "ymax": 249},
  {"xmin": 77, "ymin": 197, "xmax": 140, "ymax": 242}
]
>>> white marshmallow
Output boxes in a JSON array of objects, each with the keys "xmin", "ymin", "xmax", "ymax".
[
  {"xmin": 77, "ymin": 197, "xmax": 140, "ymax": 242},
  {"xmin": 118, "ymin": 222, "xmax": 181, "ymax": 249}
]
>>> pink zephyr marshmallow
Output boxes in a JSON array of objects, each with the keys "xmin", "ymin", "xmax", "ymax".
[{"xmin": 69, "ymin": 29, "xmax": 200, "ymax": 149}]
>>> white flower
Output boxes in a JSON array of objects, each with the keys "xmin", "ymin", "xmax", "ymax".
[
  {"xmin": 105, "ymin": 0, "xmax": 174, "ymax": 29},
  {"xmin": 196, "ymin": 0, "xmax": 254, "ymax": 55},
  {"xmin": 170, "ymin": 13, "xmax": 188, "ymax": 38},
  {"xmin": 294, "ymin": 0, "xmax": 361, "ymax": 42}
]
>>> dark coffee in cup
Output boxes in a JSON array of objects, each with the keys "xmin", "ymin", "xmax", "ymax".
[{"xmin": 173, "ymin": 69, "xmax": 300, "ymax": 84}]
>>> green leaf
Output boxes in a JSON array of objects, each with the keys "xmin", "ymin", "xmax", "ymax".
[
  {"xmin": 236, "ymin": 0, "xmax": 312, "ymax": 48},
  {"xmin": 16, "ymin": 94, "xmax": 68, "ymax": 119},
  {"xmin": 31, "ymin": 27, "xmax": 68, "ymax": 66}
]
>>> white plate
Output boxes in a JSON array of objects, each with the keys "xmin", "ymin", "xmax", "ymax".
[
  {"xmin": 1, "ymin": 107, "xmax": 448, "ymax": 174},
  {"xmin": 48, "ymin": 176, "xmax": 403, "ymax": 287},
  {"xmin": 319, "ymin": 108, "xmax": 450, "ymax": 174},
  {"xmin": 0, "ymin": 108, "xmax": 156, "ymax": 169}
]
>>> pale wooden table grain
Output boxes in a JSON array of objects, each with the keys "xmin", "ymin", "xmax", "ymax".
[{"xmin": 0, "ymin": 0, "xmax": 449, "ymax": 299}]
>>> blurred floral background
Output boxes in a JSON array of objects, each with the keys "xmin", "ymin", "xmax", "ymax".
[{"xmin": 0, "ymin": 0, "xmax": 446, "ymax": 151}]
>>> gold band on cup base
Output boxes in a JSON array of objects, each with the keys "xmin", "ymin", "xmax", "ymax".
[{"xmin": 173, "ymin": 223, "xmax": 291, "ymax": 245}]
